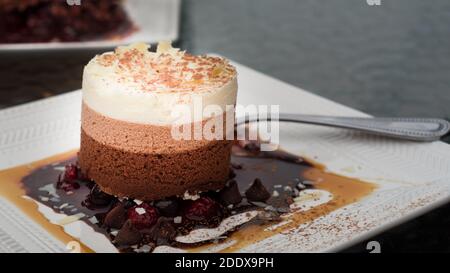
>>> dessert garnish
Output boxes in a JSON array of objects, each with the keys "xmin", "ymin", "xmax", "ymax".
[
  {"xmin": 245, "ymin": 178, "xmax": 271, "ymax": 202},
  {"xmin": 21, "ymin": 139, "xmax": 329, "ymax": 252}
]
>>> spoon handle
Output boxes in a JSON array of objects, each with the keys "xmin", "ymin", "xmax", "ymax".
[{"xmin": 240, "ymin": 114, "xmax": 450, "ymax": 142}]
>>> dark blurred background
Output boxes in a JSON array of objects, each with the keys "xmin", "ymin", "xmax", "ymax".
[{"xmin": 0, "ymin": 0, "xmax": 449, "ymax": 252}]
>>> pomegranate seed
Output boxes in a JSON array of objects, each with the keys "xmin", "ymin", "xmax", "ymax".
[{"xmin": 127, "ymin": 203, "xmax": 159, "ymax": 230}]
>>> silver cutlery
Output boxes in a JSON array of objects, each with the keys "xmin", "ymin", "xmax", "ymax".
[{"xmin": 238, "ymin": 114, "xmax": 450, "ymax": 142}]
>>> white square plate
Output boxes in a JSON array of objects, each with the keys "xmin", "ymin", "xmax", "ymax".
[
  {"xmin": 0, "ymin": 60, "xmax": 449, "ymax": 252},
  {"xmin": 0, "ymin": 0, "xmax": 180, "ymax": 51}
]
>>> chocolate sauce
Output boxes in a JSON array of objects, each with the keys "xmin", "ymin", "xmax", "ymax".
[{"xmin": 0, "ymin": 141, "xmax": 377, "ymax": 253}]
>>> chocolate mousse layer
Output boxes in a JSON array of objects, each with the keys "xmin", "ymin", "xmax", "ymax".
[
  {"xmin": 79, "ymin": 42, "xmax": 237, "ymax": 200},
  {"xmin": 79, "ymin": 103, "xmax": 232, "ymax": 200}
]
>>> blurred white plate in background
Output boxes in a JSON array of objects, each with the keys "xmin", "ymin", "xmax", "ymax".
[{"xmin": 0, "ymin": 0, "xmax": 180, "ymax": 51}]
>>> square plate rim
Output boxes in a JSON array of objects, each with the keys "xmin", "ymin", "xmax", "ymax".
[{"xmin": 0, "ymin": 60, "xmax": 449, "ymax": 252}]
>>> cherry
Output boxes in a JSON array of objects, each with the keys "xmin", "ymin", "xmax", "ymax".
[
  {"xmin": 63, "ymin": 164, "xmax": 78, "ymax": 181},
  {"xmin": 56, "ymin": 168, "xmax": 80, "ymax": 192},
  {"xmin": 127, "ymin": 203, "xmax": 159, "ymax": 230},
  {"xmin": 184, "ymin": 197, "xmax": 219, "ymax": 221}
]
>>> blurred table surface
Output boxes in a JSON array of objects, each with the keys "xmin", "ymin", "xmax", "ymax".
[{"xmin": 0, "ymin": 0, "xmax": 449, "ymax": 252}]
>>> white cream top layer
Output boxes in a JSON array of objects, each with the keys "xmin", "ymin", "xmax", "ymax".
[{"xmin": 82, "ymin": 42, "xmax": 237, "ymax": 125}]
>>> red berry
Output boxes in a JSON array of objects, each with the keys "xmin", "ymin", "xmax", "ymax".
[
  {"xmin": 127, "ymin": 203, "xmax": 159, "ymax": 229},
  {"xmin": 184, "ymin": 197, "xmax": 219, "ymax": 221},
  {"xmin": 56, "ymin": 173, "xmax": 80, "ymax": 192},
  {"xmin": 63, "ymin": 164, "xmax": 78, "ymax": 181}
]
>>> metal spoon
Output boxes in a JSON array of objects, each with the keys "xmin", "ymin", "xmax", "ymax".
[{"xmin": 237, "ymin": 114, "xmax": 450, "ymax": 142}]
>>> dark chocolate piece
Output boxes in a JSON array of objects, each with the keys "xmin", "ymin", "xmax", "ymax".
[
  {"xmin": 218, "ymin": 180, "xmax": 242, "ymax": 205},
  {"xmin": 245, "ymin": 178, "xmax": 271, "ymax": 202},
  {"xmin": 87, "ymin": 184, "xmax": 113, "ymax": 207},
  {"xmin": 104, "ymin": 203, "xmax": 127, "ymax": 229},
  {"xmin": 115, "ymin": 220, "xmax": 142, "ymax": 246},
  {"xmin": 143, "ymin": 217, "xmax": 177, "ymax": 245},
  {"xmin": 154, "ymin": 199, "xmax": 179, "ymax": 217}
]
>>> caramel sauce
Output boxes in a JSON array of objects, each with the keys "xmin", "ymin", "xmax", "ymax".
[
  {"xmin": 0, "ymin": 148, "xmax": 376, "ymax": 253},
  {"xmin": 191, "ymin": 161, "xmax": 376, "ymax": 252},
  {"xmin": 0, "ymin": 150, "xmax": 93, "ymax": 253}
]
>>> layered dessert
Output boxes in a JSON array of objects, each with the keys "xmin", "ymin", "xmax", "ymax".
[
  {"xmin": 79, "ymin": 42, "xmax": 238, "ymax": 200},
  {"xmin": 0, "ymin": 0, "xmax": 132, "ymax": 43},
  {"xmin": 0, "ymin": 42, "xmax": 377, "ymax": 252}
]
